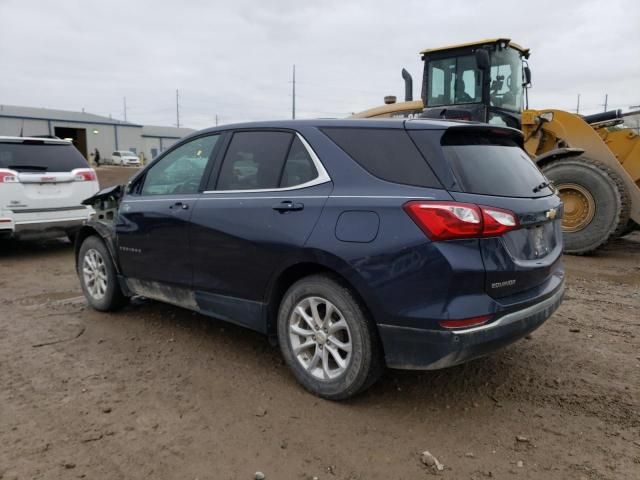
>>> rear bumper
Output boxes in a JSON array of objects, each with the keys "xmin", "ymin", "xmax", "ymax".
[
  {"xmin": 378, "ymin": 279, "xmax": 565, "ymax": 370},
  {"xmin": 0, "ymin": 209, "xmax": 93, "ymax": 239}
]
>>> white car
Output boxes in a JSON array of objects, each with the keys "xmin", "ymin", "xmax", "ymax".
[
  {"xmin": 0, "ymin": 136, "xmax": 99, "ymax": 241},
  {"xmin": 111, "ymin": 150, "xmax": 140, "ymax": 166}
]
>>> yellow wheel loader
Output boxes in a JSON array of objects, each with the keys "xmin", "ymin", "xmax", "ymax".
[{"xmin": 353, "ymin": 38, "xmax": 640, "ymax": 254}]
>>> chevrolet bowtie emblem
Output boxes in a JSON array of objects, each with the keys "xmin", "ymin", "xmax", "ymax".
[{"xmin": 546, "ymin": 208, "xmax": 557, "ymax": 220}]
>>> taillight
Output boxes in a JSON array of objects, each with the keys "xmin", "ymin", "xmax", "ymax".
[
  {"xmin": 0, "ymin": 169, "xmax": 18, "ymax": 183},
  {"xmin": 482, "ymin": 207, "xmax": 518, "ymax": 236},
  {"xmin": 73, "ymin": 168, "xmax": 97, "ymax": 182},
  {"xmin": 439, "ymin": 314, "xmax": 492, "ymax": 330},
  {"xmin": 404, "ymin": 201, "xmax": 518, "ymax": 241}
]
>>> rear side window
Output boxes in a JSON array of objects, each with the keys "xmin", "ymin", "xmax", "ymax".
[
  {"xmin": 321, "ymin": 128, "xmax": 441, "ymax": 188},
  {"xmin": 414, "ymin": 129, "xmax": 551, "ymax": 198},
  {"xmin": 281, "ymin": 137, "xmax": 318, "ymax": 187},
  {"xmin": 0, "ymin": 142, "xmax": 89, "ymax": 172},
  {"xmin": 216, "ymin": 131, "xmax": 293, "ymax": 190}
]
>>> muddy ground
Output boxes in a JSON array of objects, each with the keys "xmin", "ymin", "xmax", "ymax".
[{"xmin": 1, "ymin": 166, "xmax": 639, "ymax": 479}]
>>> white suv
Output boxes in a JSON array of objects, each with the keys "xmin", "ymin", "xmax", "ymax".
[
  {"xmin": 0, "ymin": 137, "xmax": 99, "ymax": 241},
  {"xmin": 111, "ymin": 150, "xmax": 140, "ymax": 166}
]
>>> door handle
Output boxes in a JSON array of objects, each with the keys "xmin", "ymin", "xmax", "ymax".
[
  {"xmin": 272, "ymin": 200, "xmax": 304, "ymax": 212},
  {"xmin": 169, "ymin": 201, "xmax": 189, "ymax": 210}
]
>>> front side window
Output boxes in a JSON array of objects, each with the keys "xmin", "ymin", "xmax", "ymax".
[
  {"xmin": 141, "ymin": 134, "xmax": 219, "ymax": 195},
  {"xmin": 427, "ymin": 55, "xmax": 482, "ymax": 107}
]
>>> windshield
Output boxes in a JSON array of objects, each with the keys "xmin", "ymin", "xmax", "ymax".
[
  {"xmin": 427, "ymin": 54, "xmax": 482, "ymax": 107},
  {"xmin": 489, "ymin": 47, "xmax": 523, "ymax": 112}
]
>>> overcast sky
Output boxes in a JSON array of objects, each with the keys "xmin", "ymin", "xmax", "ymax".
[{"xmin": 1, "ymin": 0, "xmax": 638, "ymax": 129}]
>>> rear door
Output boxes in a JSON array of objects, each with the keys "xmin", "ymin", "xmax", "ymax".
[
  {"xmin": 189, "ymin": 129, "xmax": 332, "ymax": 331},
  {"xmin": 0, "ymin": 139, "xmax": 96, "ymax": 222},
  {"xmin": 117, "ymin": 134, "xmax": 221, "ymax": 287},
  {"xmin": 408, "ymin": 125, "xmax": 563, "ymax": 298}
]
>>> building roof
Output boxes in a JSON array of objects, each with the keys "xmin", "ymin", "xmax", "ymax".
[
  {"xmin": 141, "ymin": 125, "xmax": 195, "ymax": 139},
  {"xmin": 0, "ymin": 104, "xmax": 142, "ymax": 127}
]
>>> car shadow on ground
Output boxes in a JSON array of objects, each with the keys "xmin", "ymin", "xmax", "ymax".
[
  {"xmin": 0, "ymin": 237, "xmax": 73, "ymax": 259},
  {"xmin": 118, "ymin": 295, "xmax": 524, "ymax": 408}
]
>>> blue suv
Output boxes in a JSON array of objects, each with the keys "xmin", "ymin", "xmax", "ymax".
[{"xmin": 76, "ymin": 119, "xmax": 564, "ymax": 399}]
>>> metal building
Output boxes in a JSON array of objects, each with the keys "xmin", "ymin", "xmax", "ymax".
[{"xmin": 0, "ymin": 104, "xmax": 194, "ymax": 163}]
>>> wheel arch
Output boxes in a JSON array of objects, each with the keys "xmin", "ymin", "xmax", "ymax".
[
  {"xmin": 533, "ymin": 147, "xmax": 584, "ymax": 170},
  {"xmin": 264, "ymin": 256, "xmax": 380, "ymax": 341},
  {"xmin": 74, "ymin": 222, "xmax": 120, "ymax": 274}
]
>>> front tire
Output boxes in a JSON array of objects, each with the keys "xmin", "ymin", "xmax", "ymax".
[
  {"xmin": 77, "ymin": 236, "xmax": 128, "ymax": 311},
  {"xmin": 277, "ymin": 274, "xmax": 383, "ymax": 400}
]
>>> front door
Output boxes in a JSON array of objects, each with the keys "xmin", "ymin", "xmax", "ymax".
[{"xmin": 117, "ymin": 133, "xmax": 221, "ymax": 287}]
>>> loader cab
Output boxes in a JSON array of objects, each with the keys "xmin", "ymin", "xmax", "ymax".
[{"xmin": 420, "ymin": 39, "xmax": 530, "ymax": 129}]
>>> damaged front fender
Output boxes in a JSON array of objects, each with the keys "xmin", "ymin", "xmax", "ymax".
[{"xmin": 75, "ymin": 185, "xmax": 125, "ymax": 274}]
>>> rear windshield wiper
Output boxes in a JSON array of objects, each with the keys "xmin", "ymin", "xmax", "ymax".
[
  {"xmin": 7, "ymin": 164, "xmax": 49, "ymax": 171},
  {"xmin": 533, "ymin": 181, "xmax": 552, "ymax": 193}
]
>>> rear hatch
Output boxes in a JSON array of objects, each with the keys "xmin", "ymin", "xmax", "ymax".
[
  {"xmin": 407, "ymin": 123, "xmax": 563, "ymax": 298},
  {"xmin": 0, "ymin": 139, "xmax": 97, "ymax": 219}
]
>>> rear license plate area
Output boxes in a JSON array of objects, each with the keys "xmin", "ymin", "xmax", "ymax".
[{"xmin": 529, "ymin": 225, "xmax": 549, "ymax": 258}]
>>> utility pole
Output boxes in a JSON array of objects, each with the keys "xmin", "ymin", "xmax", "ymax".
[
  {"xmin": 123, "ymin": 97, "xmax": 127, "ymax": 122},
  {"xmin": 292, "ymin": 64, "xmax": 296, "ymax": 120},
  {"xmin": 215, "ymin": 114, "xmax": 219, "ymax": 126},
  {"xmin": 576, "ymin": 94, "xmax": 580, "ymax": 114},
  {"xmin": 176, "ymin": 89, "xmax": 180, "ymax": 128},
  {"xmin": 603, "ymin": 94, "xmax": 608, "ymax": 112}
]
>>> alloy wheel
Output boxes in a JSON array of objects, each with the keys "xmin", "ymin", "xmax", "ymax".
[
  {"xmin": 288, "ymin": 296, "xmax": 352, "ymax": 380},
  {"xmin": 82, "ymin": 248, "xmax": 108, "ymax": 300}
]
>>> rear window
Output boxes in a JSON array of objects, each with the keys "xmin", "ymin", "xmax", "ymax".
[
  {"xmin": 321, "ymin": 127, "xmax": 441, "ymax": 188},
  {"xmin": 0, "ymin": 141, "xmax": 89, "ymax": 172},
  {"xmin": 411, "ymin": 129, "xmax": 552, "ymax": 198}
]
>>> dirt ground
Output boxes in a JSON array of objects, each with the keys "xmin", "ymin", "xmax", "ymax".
[{"xmin": 1, "ymin": 166, "xmax": 639, "ymax": 479}]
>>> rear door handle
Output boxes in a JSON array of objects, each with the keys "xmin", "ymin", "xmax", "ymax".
[
  {"xmin": 272, "ymin": 200, "xmax": 304, "ymax": 212},
  {"xmin": 169, "ymin": 201, "xmax": 189, "ymax": 210}
]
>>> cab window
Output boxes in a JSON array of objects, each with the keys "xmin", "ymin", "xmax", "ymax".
[
  {"xmin": 140, "ymin": 135, "xmax": 219, "ymax": 195},
  {"xmin": 427, "ymin": 55, "xmax": 482, "ymax": 107}
]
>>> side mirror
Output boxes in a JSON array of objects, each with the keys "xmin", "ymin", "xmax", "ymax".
[
  {"xmin": 475, "ymin": 49, "xmax": 490, "ymax": 71},
  {"xmin": 524, "ymin": 66, "xmax": 532, "ymax": 86}
]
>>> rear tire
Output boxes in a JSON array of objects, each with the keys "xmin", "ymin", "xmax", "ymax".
[
  {"xmin": 277, "ymin": 274, "xmax": 384, "ymax": 400},
  {"xmin": 77, "ymin": 236, "xmax": 128, "ymax": 311},
  {"xmin": 542, "ymin": 157, "xmax": 631, "ymax": 254}
]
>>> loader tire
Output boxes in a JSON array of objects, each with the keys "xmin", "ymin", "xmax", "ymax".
[{"xmin": 542, "ymin": 157, "xmax": 630, "ymax": 255}]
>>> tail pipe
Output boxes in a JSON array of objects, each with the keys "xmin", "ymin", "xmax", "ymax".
[
  {"xmin": 582, "ymin": 109, "xmax": 622, "ymax": 124},
  {"xmin": 401, "ymin": 68, "xmax": 413, "ymax": 102}
]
